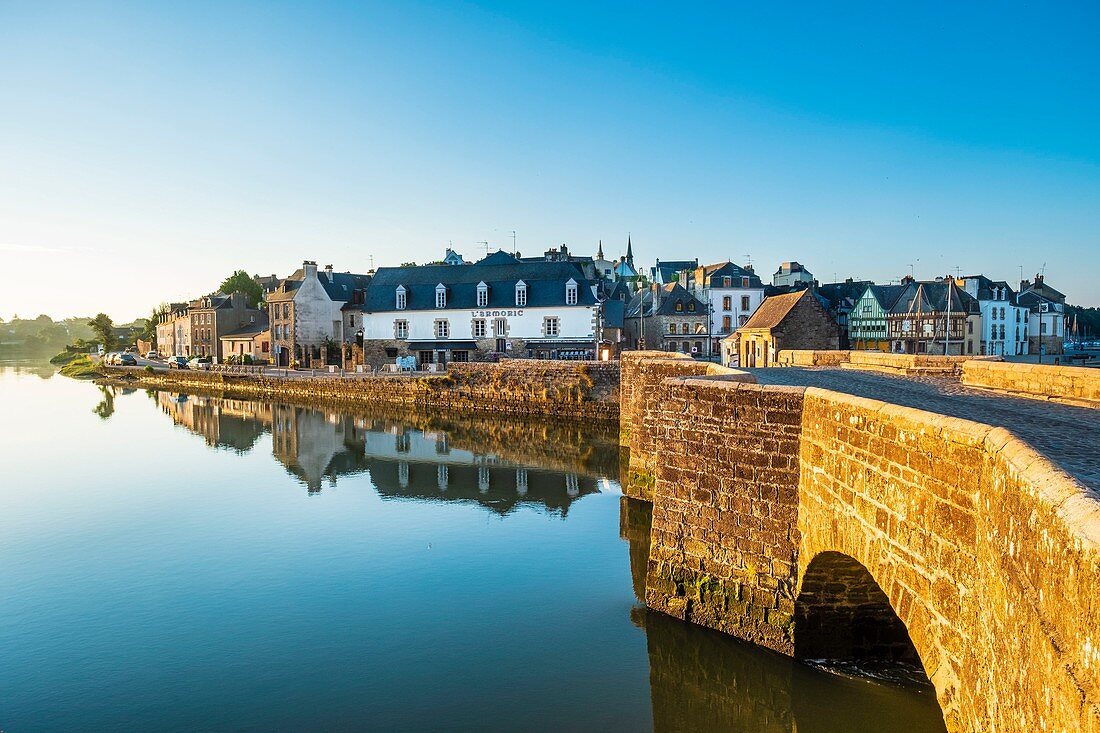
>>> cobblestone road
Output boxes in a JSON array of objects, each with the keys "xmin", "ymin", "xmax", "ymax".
[{"xmin": 746, "ymin": 367, "xmax": 1100, "ymax": 493}]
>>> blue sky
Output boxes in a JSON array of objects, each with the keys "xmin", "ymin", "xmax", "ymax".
[{"xmin": 1, "ymin": 0, "xmax": 1097, "ymax": 320}]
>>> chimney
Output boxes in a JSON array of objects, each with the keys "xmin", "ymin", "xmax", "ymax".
[
  {"xmin": 325, "ymin": 264, "xmax": 333, "ymax": 282},
  {"xmin": 303, "ymin": 260, "xmax": 318, "ymax": 280}
]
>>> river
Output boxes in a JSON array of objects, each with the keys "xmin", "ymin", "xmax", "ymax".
[{"xmin": 0, "ymin": 359, "xmax": 946, "ymax": 731}]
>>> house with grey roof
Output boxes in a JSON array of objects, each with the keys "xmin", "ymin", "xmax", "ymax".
[
  {"xmin": 683, "ymin": 261, "xmax": 766, "ymax": 351},
  {"xmin": 886, "ymin": 278, "xmax": 981, "ymax": 355},
  {"xmin": 347, "ymin": 250, "xmax": 603, "ymax": 367},
  {"xmin": 267, "ymin": 261, "xmax": 371, "ymax": 367},
  {"xmin": 624, "ymin": 282, "xmax": 710, "ymax": 355},
  {"xmin": 1018, "ymin": 274, "xmax": 1066, "ymax": 355},
  {"xmin": 959, "ymin": 275, "xmax": 1029, "ymax": 355},
  {"xmin": 848, "ymin": 284, "xmax": 906, "ymax": 351}
]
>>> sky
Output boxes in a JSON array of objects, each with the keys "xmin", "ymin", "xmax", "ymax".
[{"xmin": 1, "ymin": 0, "xmax": 1097, "ymax": 321}]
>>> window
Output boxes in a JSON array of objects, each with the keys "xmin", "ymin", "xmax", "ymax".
[
  {"xmin": 668, "ymin": 323, "xmax": 676, "ymax": 334},
  {"xmin": 1041, "ymin": 322, "xmax": 1048, "ymax": 334},
  {"xmin": 742, "ymin": 277, "xmax": 750, "ymax": 288},
  {"xmin": 862, "ymin": 304, "xmax": 872, "ymax": 315},
  {"xmin": 396, "ymin": 286, "xmax": 406, "ymax": 310},
  {"xmin": 967, "ymin": 320, "xmax": 973, "ymax": 334},
  {"xmin": 515, "ymin": 281, "xmax": 527, "ymax": 307},
  {"xmin": 722, "ymin": 315, "xmax": 732, "ymax": 331},
  {"xmin": 283, "ymin": 303, "xmax": 289, "ymax": 319},
  {"xmin": 544, "ymin": 317, "xmax": 560, "ymax": 337},
  {"xmin": 722, "ymin": 276, "xmax": 732, "ymax": 287},
  {"xmin": 688, "ymin": 302, "xmax": 696, "ymax": 312},
  {"xmin": 394, "ymin": 320, "xmax": 409, "ymax": 339},
  {"xmin": 675, "ymin": 301, "xmax": 683, "ymax": 312},
  {"xmin": 435, "ymin": 319, "xmax": 449, "ymax": 338},
  {"xmin": 722, "ymin": 296, "xmax": 732, "ymax": 310},
  {"xmin": 435, "ymin": 284, "xmax": 446, "ymax": 309},
  {"xmin": 681, "ymin": 323, "xmax": 689, "ymax": 334},
  {"xmin": 493, "ymin": 318, "xmax": 507, "ymax": 337},
  {"xmin": 565, "ymin": 279, "xmax": 578, "ymax": 305},
  {"xmin": 472, "ymin": 319, "xmax": 487, "ymax": 338},
  {"xmin": 741, "ymin": 296, "xmax": 751, "ymax": 311},
  {"xmin": 477, "ymin": 282, "xmax": 489, "ymax": 308}
]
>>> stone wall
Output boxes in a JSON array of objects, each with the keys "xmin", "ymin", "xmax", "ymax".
[
  {"xmin": 633, "ymin": 353, "xmax": 1100, "ymax": 732},
  {"xmin": 619, "ymin": 351, "xmax": 755, "ymax": 500},
  {"xmin": 961, "ymin": 359, "xmax": 1100, "ymax": 406},
  {"xmin": 775, "ymin": 349, "xmax": 996, "ymax": 375},
  {"xmin": 103, "ymin": 359, "xmax": 619, "ymax": 422}
]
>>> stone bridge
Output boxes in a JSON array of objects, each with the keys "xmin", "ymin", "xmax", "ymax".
[{"xmin": 621, "ymin": 352, "xmax": 1100, "ymax": 733}]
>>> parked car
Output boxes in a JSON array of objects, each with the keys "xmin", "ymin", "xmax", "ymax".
[
  {"xmin": 118, "ymin": 353, "xmax": 138, "ymax": 366},
  {"xmin": 146, "ymin": 351, "xmax": 159, "ymax": 360},
  {"xmin": 188, "ymin": 357, "xmax": 212, "ymax": 370},
  {"xmin": 167, "ymin": 356, "xmax": 189, "ymax": 369}
]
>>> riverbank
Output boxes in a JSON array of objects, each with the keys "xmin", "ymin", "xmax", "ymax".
[{"xmin": 100, "ymin": 360, "xmax": 620, "ymax": 422}]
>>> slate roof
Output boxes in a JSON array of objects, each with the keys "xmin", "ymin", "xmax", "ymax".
[
  {"xmin": 740, "ymin": 289, "xmax": 809, "ymax": 329},
  {"xmin": 817, "ymin": 280, "xmax": 873, "ymax": 311},
  {"xmin": 651, "ymin": 259, "xmax": 698, "ymax": 283},
  {"xmin": 866, "ymin": 284, "xmax": 907, "ymax": 310},
  {"xmin": 220, "ymin": 314, "xmax": 270, "ymax": 338},
  {"xmin": 1017, "ymin": 291, "xmax": 1064, "ymax": 312},
  {"xmin": 889, "ymin": 281, "xmax": 980, "ymax": 315},
  {"xmin": 695, "ymin": 261, "xmax": 764, "ymax": 288},
  {"xmin": 268, "ymin": 269, "xmax": 372, "ymax": 303},
  {"xmin": 625, "ymin": 283, "xmax": 707, "ymax": 318},
  {"xmin": 960, "ymin": 275, "xmax": 1019, "ymax": 304},
  {"xmin": 356, "ymin": 250, "xmax": 598, "ymax": 312}
]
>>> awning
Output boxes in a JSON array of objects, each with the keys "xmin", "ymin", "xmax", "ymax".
[
  {"xmin": 405, "ymin": 341, "xmax": 478, "ymax": 350},
  {"xmin": 526, "ymin": 340, "xmax": 597, "ymax": 350}
]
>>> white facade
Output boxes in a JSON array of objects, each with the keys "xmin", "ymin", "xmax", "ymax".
[
  {"xmin": 979, "ymin": 297, "xmax": 1029, "ymax": 356},
  {"xmin": 698, "ymin": 285, "xmax": 765, "ymax": 339},
  {"xmin": 1029, "ymin": 306, "xmax": 1064, "ymax": 354},
  {"xmin": 291, "ymin": 264, "xmax": 346, "ymax": 346},
  {"xmin": 358, "ymin": 304, "xmax": 596, "ymax": 344}
]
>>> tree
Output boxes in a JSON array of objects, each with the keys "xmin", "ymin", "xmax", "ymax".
[
  {"xmin": 219, "ymin": 270, "xmax": 264, "ymax": 308},
  {"xmin": 400, "ymin": 261, "xmax": 418, "ymax": 267},
  {"xmin": 144, "ymin": 303, "xmax": 168, "ymax": 342},
  {"xmin": 88, "ymin": 313, "xmax": 115, "ymax": 350}
]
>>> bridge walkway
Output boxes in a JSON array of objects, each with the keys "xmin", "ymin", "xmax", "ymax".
[{"xmin": 746, "ymin": 367, "xmax": 1100, "ymax": 493}]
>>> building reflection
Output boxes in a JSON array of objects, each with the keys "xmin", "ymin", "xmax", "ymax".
[
  {"xmin": 157, "ymin": 392, "xmax": 267, "ymax": 454},
  {"xmin": 152, "ymin": 389, "xmax": 619, "ymax": 514}
]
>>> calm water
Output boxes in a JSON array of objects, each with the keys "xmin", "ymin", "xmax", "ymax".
[{"xmin": 0, "ymin": 360, "xmax": 947, "ymax": 732}]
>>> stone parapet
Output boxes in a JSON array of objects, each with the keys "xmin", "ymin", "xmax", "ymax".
[
  {"xmin": 776, "ymin": 349, "xmax": 996, "ymax": 376},
  {"xmin": 961, "ymin": 359, "xmax": 1100, "ymax": 406}
]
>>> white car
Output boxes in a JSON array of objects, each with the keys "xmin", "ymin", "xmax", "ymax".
[{"xmin": 146, "ymin": 351, "xmax": 159, "ymax": 360}]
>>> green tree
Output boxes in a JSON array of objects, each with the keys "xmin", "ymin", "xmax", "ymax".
[
  {"xmin": 88, "ymin": 313, "xmax": 115, "ymax": 350},
  {"xmin": 144, "ymin": 303, "xmax": 168, "ymax": 342},
  {"xmin": 219, "ymin": 270, "xmax": 264, "ymax": 308}
]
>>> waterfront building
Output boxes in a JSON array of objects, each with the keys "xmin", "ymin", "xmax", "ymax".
[
  {"xmin": 848, "ymin": 284, "xmax": 906, "ymax": 351},
  {"xmin": 959, "ymin": 275, "xmax": 1029, "ymax": 356},
  {"xmin": 155, "ymin": 302, "xmax": 189, "ymax": 357},
  {"xmin": 886, "ymin": 279, "xmax": 981, "ymax": 355},
  {"xmin": 348, "ymin": 250, "xmax": 602, "ymax": 367},
  {"xmin": 1019, "ymin": 274, "xmax": 1066, "ymax": 356},
  {"xmin": 683, "ymin": 262, "xmax": 766, "ymax": 353},
  {"xmin": 816, "ymin": 279, "xmax": 874, "ymax": 349},
  {"xmin": 772, "ymin": 261, "xmax": 815, "ymax": 288},
  {"xmin": 218, "ymin": 314, "xmax": 271, "ymax": 363},
  {"xmin": 188, "ymin": 292, "xmax": 263, "ymax": 361},
  {"xmin": 728, "ymin": 288, "xmax": 840, "ymax": 367},
  {"xmin": 624, "ymin": 282, "xmax": 710, "ymax": 355},
  {"xmin": 267, "ymin": 261, "xmax": 371, "ymax": 367}
]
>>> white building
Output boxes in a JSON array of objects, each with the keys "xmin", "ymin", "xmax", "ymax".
[
  {"xmin": 773, "ymin": 261, "xmax": 815, "ymax": 288},
  {"xmin": 959, "ymin": 275, "xmax": 1029, "ymax": 356},
  {"xmin": 348, "ymin": 250, "xmax": 602, "ymax": 367},
  {"xmin": 684, "ymin": 262, "xmax": 766, "ymax": 353}
]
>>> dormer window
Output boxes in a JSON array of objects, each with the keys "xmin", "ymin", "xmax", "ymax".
[
  {"xmin": 515, "ymin": 281, "xmax": 527, "ymax": 307},
  {"xmin": 565, "ymin": 278, "xmax": 578, "ymax": 306},
  {"xmin": 723, "ymin": 276, "xmax": 732, "ymax": 288},
  {"xmin": 477, "ymin": 281, "xmax": 489, "ymax": 308},
  {"xmin": 396, "ymin": 285, "xmax": 407, "ymax": 310},
  {"xmin": 688, "ymin": 302, "xmax": 696, "ymax": 312},
  {"xmin": 435, "ymin": 283, "xmax": 447, "ymax": 309},
  {"xmin": 742, "ymin": 277, "xmax": 750, "ymax": 288}
]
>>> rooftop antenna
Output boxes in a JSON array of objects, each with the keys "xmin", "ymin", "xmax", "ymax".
[
  {"xmin": 369, "ymin": 255, "xmax": 374, "ymax": 269},
  {"xmin": 478, "ymin": 241, "xmax": 490, "ymax": 256},
  {"xmin": 954, "ymin": 265, "xmax": 960, "ymax": 279},
  {"xmin": 1041, "ymin": 262, "xmax": 1047, "ymax": 276},
  {"xmin": 511, "ymin": 230, "xmax": 517, "ymax": 256},
  {"xmin": 1019, "ymin": 264, "xmax": 1024, "ymax": 283},
  {"xmin": 745, "ymin": 253, "xmax": 752, "ymax": 266}
]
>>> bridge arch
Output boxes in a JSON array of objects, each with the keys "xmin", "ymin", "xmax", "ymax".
[{"xmin": 794, "ymin": 551, "xmax": 927, "ymax": 678}]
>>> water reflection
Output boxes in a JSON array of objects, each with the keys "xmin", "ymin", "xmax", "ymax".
[{"xmin": 154, "ymin": 389, "xmax": 614, "ymax": 513}]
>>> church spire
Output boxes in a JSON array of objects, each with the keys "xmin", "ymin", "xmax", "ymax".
[
  {"xmin": 597, "ymin": 239, "xmax": 604, "ymax": 260},
  {"xmin": 626, "ymin": 234, "xmax": 634, "ymax": 267}
]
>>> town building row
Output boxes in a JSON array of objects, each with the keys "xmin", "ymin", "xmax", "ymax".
[{"xmin": 154, "ymin": 241, "xmax": 1071, "ymax": 368}]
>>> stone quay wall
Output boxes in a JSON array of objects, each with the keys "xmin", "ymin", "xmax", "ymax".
[
  {"xmin": 632, "ymin": 353, "xmax": 1100, "ymax": 732},
  {"xmin": 103, "ymin": 360, "xmax": 620, "ymax": 422},
  {"xmin": 961, "ymin": 359, "xmax": 1100, "ymax": 406}
]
